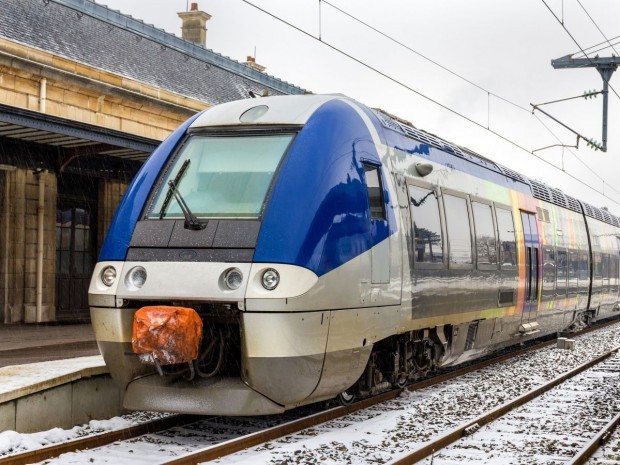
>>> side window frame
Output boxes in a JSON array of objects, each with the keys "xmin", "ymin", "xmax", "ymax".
[
  {"xmin": 407, "ymin": 180, "xmax": 446, "ymax": 270},
  {"xmin": 442, "ymin": 188, "xmax": 474, "ymax": 270},
  {"xmin": 362, "ymin": 162, "xmax": 387, "ymax": 221},
  {"xmin": 471, "ymin": 197, "xmax": 499, "ymax": 271},
  {"xmin": 556, "ymin": 248, "xmax": 568, "ymax": 298},
  {"xmin": 494, "ymin": 204, "xmax": 517, "ymax": 271},
  {"xmin": 542, "ymin": 246, "xmax": 556, "ymax": 301}
]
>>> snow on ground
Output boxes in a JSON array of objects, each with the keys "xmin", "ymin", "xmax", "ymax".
[
  {"xmin": 0, "ymin": 417, "xmax": 130, "ymax": 456},
  {"xmin": 0, "ymin": 412, "xmax": 167, "ymax": 458},
  {"xmin": 0, "ymin": 355, "xmax": 105, "ymax": 397}
]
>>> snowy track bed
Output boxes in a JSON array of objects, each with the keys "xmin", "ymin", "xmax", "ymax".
[
  {"xmin": 418, "ymin": 352, "xmax": 620, "ymax": 464},
  {"xmin": 214, "ymin": 323, "xmax": 620, "ymax": 465},
  {"xmin": 2, "ymin": 322, "xmax": 620, "ymax": 464}
]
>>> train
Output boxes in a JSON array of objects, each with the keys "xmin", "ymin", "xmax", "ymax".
[{"xmin": 89, "ymin": 94, "xmax": 620, "ymax": 415}]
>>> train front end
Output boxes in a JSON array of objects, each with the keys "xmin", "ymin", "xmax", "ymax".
[{"xmin": 88, "ymin": 94, "xmax": 394, "ymax": 415}]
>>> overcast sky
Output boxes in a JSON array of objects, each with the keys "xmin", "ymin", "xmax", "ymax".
[{"xmin": 97, "ymin": 0, "xmax": 620, "ymax": 211}]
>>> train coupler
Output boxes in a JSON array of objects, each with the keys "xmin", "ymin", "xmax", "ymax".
[{"xmin": 132, "ymin": 305, "xmax": 203, "ymax": 367}]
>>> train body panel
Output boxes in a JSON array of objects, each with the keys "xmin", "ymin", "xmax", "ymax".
[{"xmin": 89, "ymin": 94, "xmax": 620, "ymax": 415}]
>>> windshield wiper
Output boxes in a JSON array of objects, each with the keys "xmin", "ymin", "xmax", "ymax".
[
  {"xmin": 167, "ymin": 179, "xmax": 205, "ymax": 230},
  {"xmin": 158, "ymin": 159, "xmax": 205, "ymax": 230},
  {"xmin": 159, "ymin": 159, "xmax": 191, "ymax": 220}
]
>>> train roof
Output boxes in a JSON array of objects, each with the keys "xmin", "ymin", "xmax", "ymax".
[{"xmin": 372, "ymin": 108, "xmax": 620, "ymax": 228}]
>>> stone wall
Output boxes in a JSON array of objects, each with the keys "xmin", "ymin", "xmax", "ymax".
[
  {"xmin": 0, "ymin": 168, "xmax": 57, "ymax": 323},
  {"xmin": 0, "ymin": 37, "xmax": 204, "ymax": 141}
]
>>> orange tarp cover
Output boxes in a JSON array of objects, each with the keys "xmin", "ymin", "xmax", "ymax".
[{"xmin": 132, "ymin": 306, "xmax": 203, "ymax": 365}]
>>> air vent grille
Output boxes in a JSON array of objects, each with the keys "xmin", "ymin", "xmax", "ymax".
[
  {"xmin": 371, "ymin": 109, "xmax": 403, "ymax": 133},
  {"xmin": 529, "ymin": 179, "xmax": 551, "ymax": 203},
  {"xmin": 565, "ymin": 195, "xmax": 581, "ymax": 213},
  {"xmin": 498, "ymin": 166, "xmax": 528, "ymax": 184}
]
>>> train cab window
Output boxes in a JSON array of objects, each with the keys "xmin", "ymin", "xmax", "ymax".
[
  {"xmin": 363, "ymin": 164, "xmax": 386, "ymax": 220},
  {"xmin": 149, "ymin": 133, "xmax": 295, "ymax": 219},
  {"xmin": 472, "ymin": 202, "xmax": 497, "ymax": 268},
  {"xmin": 496, "ymin": 208, "xmax": 517, "ymax": 269},
  {"xmin": 444, "ymin": 194, "xmax": 472, "ymax": 266},
  {"xmin": 408, "ymin": 184, "xmax": 443, "ymax": 264},
  {"xmin": 556, "ymin": 250, "xmax": 567, "ymax": 297}
]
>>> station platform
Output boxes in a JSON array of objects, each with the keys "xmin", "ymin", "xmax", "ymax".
[
  {"xmin": 0, "ymin": 323, "xmax": 100, "ymax": 367},
  {"xmin": 0, "ymin": 323, "xmax": 120, "ymax": 433}
]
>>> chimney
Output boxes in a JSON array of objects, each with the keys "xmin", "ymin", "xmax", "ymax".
[
  {"xmin": 177, "ymin": 3, "xmax": 211, "ymax": 46},
  {"xmin": 245, "ymin": 55, "xmax": 266, "ymax": 72}
]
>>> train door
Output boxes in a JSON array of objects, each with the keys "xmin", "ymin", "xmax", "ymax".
[{"xmin": 520, "ymin": 211, "xmax": 541, "ymax": 325}]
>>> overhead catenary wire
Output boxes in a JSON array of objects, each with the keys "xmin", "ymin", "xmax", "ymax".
[
  {"xmin": 540, "ymin": 0, "xmax": 620, "ymax": 101},
  {"xmin": 321, "ymin": 0, "xmax": 619, "ymax": 191},
  {"xmin": 322, "ymin": 1, "xmax": 531, "ymax": 114},
  {"xmin": 532, "ymin": 111, "xmax": 620, "ymax": 200},
  {"xmin": 238, "ymin": 0, "xmax": 620, "ymax": 207},
  {"xmin": 575, "ymin": 0, "xmax": 620, "ymax": 56},
  {"xmin": 577, "ymin": 34, "xmax": 620, "ymax": 56},
  {"xmin": 321, "ymin": 0, "xmax": 620, "ymax": 203}
]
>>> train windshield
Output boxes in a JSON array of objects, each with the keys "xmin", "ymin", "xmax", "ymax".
[{"xmin": 149, "ymin": 133, "xmax": 294, "ymax": 219}]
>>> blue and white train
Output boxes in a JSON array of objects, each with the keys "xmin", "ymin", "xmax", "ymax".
[{"xmin": 89, "ymin": 94, "xmax": 620, "ymax": 415}]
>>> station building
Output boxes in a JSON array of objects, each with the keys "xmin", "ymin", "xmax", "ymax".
[{"xmin": 0, "ymin": 0, "xmax": 305, "ymax": 324}]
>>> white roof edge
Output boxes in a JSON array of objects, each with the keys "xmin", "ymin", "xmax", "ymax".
[{"xmin": 190, "ymin": 94, "xmax": 349, "ymax": 128}]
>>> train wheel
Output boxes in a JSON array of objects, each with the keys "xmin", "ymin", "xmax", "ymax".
[{"xmin": 337, "ymin": 388, "xmax": 355, "ymax": 406}]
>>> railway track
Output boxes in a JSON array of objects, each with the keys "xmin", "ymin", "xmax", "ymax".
[
  {"xmin": 569, "ymin": 412, "xmax": 620, "ymax": 465},
  {"xmin": 2, "ymin": 318, "xmax": 619, "ymax": 465},
  {"xmin": 387, "ymin": 344, "xmax": 620, "ymax": 464},
  {"xmin": 0, "ymin": 415, "xmax": 203, "ymax": 465}
]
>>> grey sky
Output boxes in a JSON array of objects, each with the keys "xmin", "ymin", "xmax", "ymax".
[{"xmin": 98, "ymin": 0, "xmax": 620, "ymax": 210}]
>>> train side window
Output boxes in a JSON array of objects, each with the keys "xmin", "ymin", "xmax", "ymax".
[
  {"xmin": 363, "ymin": 164, "xmax": 386, "ymax": 220},
  {"xmin": 408, "ymin": 184, "xmax": 443, "ymax": 265},
  {"xmin": 542, "ymin": 247, "xmax": 555, "ymax": 300},
  {"xmin": 579, "ymin": 252, "xmax": 589, "ymax": 282},
  {"xmin": 568, "ymin": 251, "xmax": 578, "ymax": 294},
  {"xmin": 602, "ymin": 253, "xmax": 610, "ymax": 288},
  {"xmin": 443, "ymin": 194, "xmax": 472, "ymax": 266},
  {"xmin": 556, "ymin": 249, "xmax": 567, "ymax": 297},
  {"xmin": 611, "ymin": 255, "xmax": 619, "ymax": 290},
  {"xmin": 496, "ymin": 208, "xmax": 517, "ymax": 269},
  {"xmin": 472, "ymin": 202, "xmax": 497, "ymax": 268},
  {"xmin": 593, "ymin": 253, "xmax": 603, "ymax": 280}
]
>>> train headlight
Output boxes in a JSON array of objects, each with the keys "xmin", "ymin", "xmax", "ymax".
[
  {"xmin": 126, "ymin": 266, "xmax": 147, "ymax": 290},
  {"xmin": 101, "ymin": 266, "xmax": 117, "ymax": 287},
  {"xmin": 261, "ymin": 268, "xmax": 280, "ymax": 290},
  {"xmin": 224, "ymin": 268, "xmax": 243, "ymax": 290}
]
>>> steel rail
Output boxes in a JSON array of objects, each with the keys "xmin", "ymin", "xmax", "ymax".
[
  {"xmin": 566, "ymin": 411, "xmax": 620, "ymax": 465},
  {"xmin": 387, "ymin": 345, "xmax": 620, "ymax": 465},
  {"xmin": 0, "ymin": 414, "xmax": 203, "ymax": 465}
]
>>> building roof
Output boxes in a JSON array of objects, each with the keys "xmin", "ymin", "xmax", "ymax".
[{"xmin": 0, "ymin": 0, "xmax": 305, "ymax": 104}]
